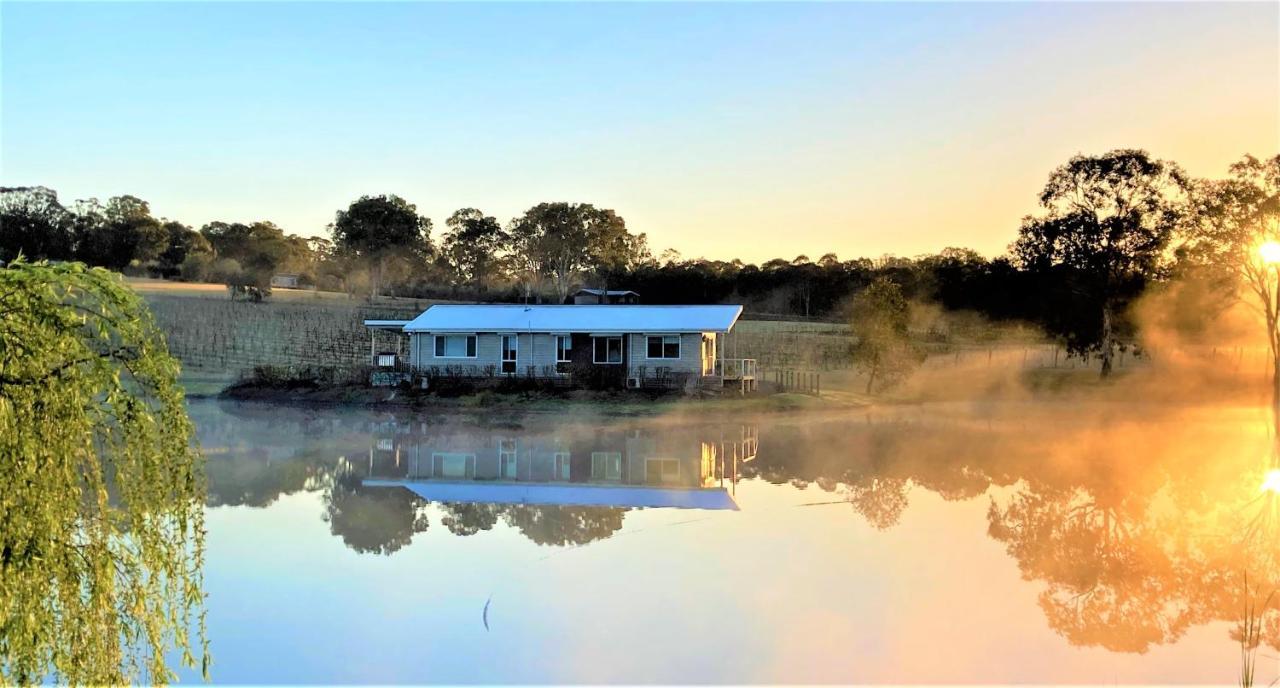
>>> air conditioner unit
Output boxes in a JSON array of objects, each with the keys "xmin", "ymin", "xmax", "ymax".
[{"xmin": 626, "ymin": 376, "xmax": 641, "ymax": 389}]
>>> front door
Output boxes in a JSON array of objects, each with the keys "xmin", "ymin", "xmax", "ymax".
[
  {"xmin": 501, "ymin": 335, "xmax": 518, "ymax": 374},
  {"xmin": 702, "ymin": 335, "xmax": 716, "ymax": 375}
]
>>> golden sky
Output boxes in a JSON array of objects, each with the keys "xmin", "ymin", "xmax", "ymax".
[{"xmin": 3, "ymin": 2, "xmax": 1277, "ymax": 262}]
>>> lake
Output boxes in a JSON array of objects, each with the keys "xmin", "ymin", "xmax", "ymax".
[{"xmin": 185, "ymin": 398, "xmax": 1280, "ymax": 684}]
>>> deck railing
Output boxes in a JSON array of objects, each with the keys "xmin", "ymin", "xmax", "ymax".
[{"xmin": 714, "ymin": 358, "xmax": 757, "ymax": 380}]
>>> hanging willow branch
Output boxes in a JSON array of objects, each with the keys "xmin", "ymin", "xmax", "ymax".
[{"xmin": 0, "ymin": 259, "xmax": 209, "ymax": 684}]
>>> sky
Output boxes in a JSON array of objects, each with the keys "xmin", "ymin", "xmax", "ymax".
[{"xmin": 2, "ymin": 2, "xmax": 1277, "ymax": 263}]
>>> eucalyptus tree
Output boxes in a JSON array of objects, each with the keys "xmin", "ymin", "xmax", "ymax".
[
  {"xmin": 1182, "ymin": 154, "xmax": 1280, "ymax": 422},
  {"xmin": 71, "ymin": 195, "xmax": 168, "ymax": 270},
  {"xmin": 0, "ymin": 186, "xmax": 74, "ymax": 262},
  {"xmin": 200, "ymin": 220, "xmax": 309, "ymax": 297},
  {"xmin": 0, "ymin": 260, "xmax": 208, "ymax": 684},
  {"xmin": 330, "ymin": 194, "xmax": 432, "ymax": 298},
  {"xmin": 1012, "ymin": 149, "xmax": 1187, "ymax": 377},
  {"xmin": 157, "ymin": 220, "xmax": 212, "ymax": 277},
  {"xmin": 442, "ymin": 207, "xmax": 507, "ymax": 291},
  {"xmin": 507, "ymin": 202, "xmax": 646, "ymax": 303}
]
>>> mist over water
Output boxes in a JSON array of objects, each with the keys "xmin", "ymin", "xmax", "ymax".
[{"xmin": 186, "ymin": 391, "xmax": 1280, "ymax": 684}]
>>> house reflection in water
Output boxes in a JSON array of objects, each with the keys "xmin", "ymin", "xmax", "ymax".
[{"xmin": 362, "ymin": 422, "xmax": 758, "ymax": 510}]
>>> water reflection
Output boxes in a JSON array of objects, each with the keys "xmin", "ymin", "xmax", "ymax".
[
  {"xmin": 362, "ymin": 421, "xmax": 753, "ymax": 510},
  {"xmin": 742, "ymin": 407, "xmax": 1280, "ymax": 659},
  {"xmin": 196, "ymin": 402, "xmax": 755, "ymax": 550},
  {"xmin": 193, "ymin": 400, "xmax": 1280, "ymax": 679}
]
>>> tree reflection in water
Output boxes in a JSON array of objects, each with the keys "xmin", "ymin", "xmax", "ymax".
[
  {"xmin": 746, "ymin": 407, "xmax": 1280, "ymax": 659},
  {"xmin": 499, "ymin": 505, "xmax": 625, "ymax": 546},
  {"xmin": 323, "ymin": 473, "xmax": 431, "ymax": 555},
  {"xmin": 440, "ymin": 502, "xmax": 501, "ymax": 537},
  {"xmin": 195, "ymin": 403, "xmax": 638, "ymax": 550},
  {"xmin": 193, "ymin": 400, "xmax": 1280, "ymax": 662}
]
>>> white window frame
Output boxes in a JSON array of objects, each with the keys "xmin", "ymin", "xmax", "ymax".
[
  {"xmin": 500, "ymin": 335, "xmax": 518, "ymax": 374},
  {"xmin": 646, "ymin": 457, "xmax": 681, "ymax": 483},
  {"xmin": 500, "ymin": 439, "xmax": 518, "ymax": 479},
  {"xmin": 553, "ymin": 451, "xmax": 571, "ymax": 481},
  {"xmin": 645, "ymin": 334, "xmax": 681, "ymax": 360},
  {"xmin": 592, "ymin": 336, "xmax": 623, "ymax": 365},
  {"xmin": 434, "ymin": 334, "xmax": 477, "ymax": 359},
  {"xmin": 431, "ymin": 452, "xmax": 476, "ymax": 478},
  {"xmin": 555, "ymin": 335, "xmax": 572, "ymax": 364},
  {"xmin": 591, "ymin": 451, "xmax": 622, "ymax": 481}
]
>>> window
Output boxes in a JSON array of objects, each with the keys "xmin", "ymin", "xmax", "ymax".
[
  {"xmin": 434, "ymin": 335, "xmax": 477, "ymax": 358},
  {"xmin": 499, "ymin": 439, "xmax": 517, "ymax": 459},
  {"xmin": 432, "ymin": 452, "xmax": 475, "ymax": 479},
  {"xmin": 499, "ymin": 439, "xmax": 518, "ymax": 478},
  {"xmin": 647, "ymin": 458, "xmax": 681, "ymax": 484},
  {"xmin": 646, "ymin": 335, "xmax": 680, "ymax": 360},
  {"xmin": 555, "ymin": 336, "xmax": 573, "ymax": 374},
  {"xmin": 591, "ymin": 452, "xmax": 622, "ymax": 481},
  {"xmin": 593, "ymin": 336, "xmax": 623, "ymax": 364},
  {"xmin": 553, "ymin": 452, "xmax": 571, "ymax": 481},
  {"xmin": 501, "ymin": 335, "xmax": 517, "ymax": 374}
]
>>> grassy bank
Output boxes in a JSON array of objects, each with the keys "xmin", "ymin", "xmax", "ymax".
[
  {"xmin": 219, "ymin": 376, "xmax": 852, "ymax": 416},
  {"xmin": 139, "ymin": 278, "xmax": 1156, "ymax": 405}
]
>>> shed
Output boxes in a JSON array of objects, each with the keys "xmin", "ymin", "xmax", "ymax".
[{"xmin": 570, "ymin": 288, "xmax": 640, "ymax": 305}]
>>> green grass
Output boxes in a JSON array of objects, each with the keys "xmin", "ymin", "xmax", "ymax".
[{"xmin": 137, "ymin": 285, "xmax": 860, "ymax": 394}]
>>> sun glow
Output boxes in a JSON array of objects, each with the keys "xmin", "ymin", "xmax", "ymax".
[
  {"xmin": 1263, "ymin": 469, "xmax": 1280, "ymax": 495},
  {"xmin": 1258, "ymin": 241, "xmax": 1280, "ymax": 265}
]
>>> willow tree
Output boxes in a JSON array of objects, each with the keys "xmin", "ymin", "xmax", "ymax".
[{"xmin": 0, "ymin": 260, "xmax": 208, "ymax": 684}]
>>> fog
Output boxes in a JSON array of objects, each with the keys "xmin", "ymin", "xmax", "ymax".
[
  {"xmin": 173, "ymin": 271, "xmax": 1280, "ymax": 683},
  {"xmin": 187, "ymin": 368, "xmax": 1279, "ymax": 682}
]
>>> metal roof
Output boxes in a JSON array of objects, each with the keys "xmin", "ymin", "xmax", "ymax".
[
  {"xmin": 574, "ymin": 288, "xmax": 639, "ymax": 296},
  {"xmin": 399, "ymin": 304, "xmax": 742, "ymax": 334},
  {"xmin": 363, "ymin": 319, "xmax": 411, "ymax": 330},
  {"xmin": 363, "ymin": 479, "xmax": 739, "ymax": 510}
]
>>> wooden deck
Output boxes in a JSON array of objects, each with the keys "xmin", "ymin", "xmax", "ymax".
[{"xmin": 709, "ymin": 358, "xmax": 758, "ymax": 393}]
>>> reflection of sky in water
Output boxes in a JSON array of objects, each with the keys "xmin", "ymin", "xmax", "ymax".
[{"xmin": 183, "ymin": 400, "xmax": 1279, "ymax": 684}]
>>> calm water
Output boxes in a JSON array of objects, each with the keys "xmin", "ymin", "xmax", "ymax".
[{"xmin": 185, "ymin": 399, "xmax": 1280, "ymax": 684}]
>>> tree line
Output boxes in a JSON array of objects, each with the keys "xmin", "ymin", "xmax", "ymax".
[{"xmin": 2, "ymin": 148, "xmax": 1278, "ymax": 380}]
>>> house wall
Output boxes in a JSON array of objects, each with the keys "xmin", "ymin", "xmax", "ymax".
[
  {"xmin": 389, "ymin": 429, "xmax": 710, "ymax": 488},
  {"xmin": 408, "ymin": 331, "xmax": 714, "ymax": 379},
  {"xmin": 522, "ymin": 333, "xmax": 562, "ymax": 375},
  {"xmin": 409, "ymin": 332, "xmax": 502, "ymax": 371},
  {"xmin": 625, "ymin": 333, "xmax": 705, "ymax": 377},
  {"xmin": 409, "ymin": 332, "xmax": 574, "ymax": 375}
]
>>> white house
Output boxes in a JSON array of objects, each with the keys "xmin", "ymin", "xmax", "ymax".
[{"xmin": 363, "ymin": 304, "xmax": 756, "ymax": 390}]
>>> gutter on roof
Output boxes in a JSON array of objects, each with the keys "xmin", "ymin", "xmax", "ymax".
[
  {"xmin": 406, "ymin": 328, "xmax": 730, "ymax": 334},
  {"xmin": 363, "ymin": 319, "xmax": 411, "ymax": 329}
]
